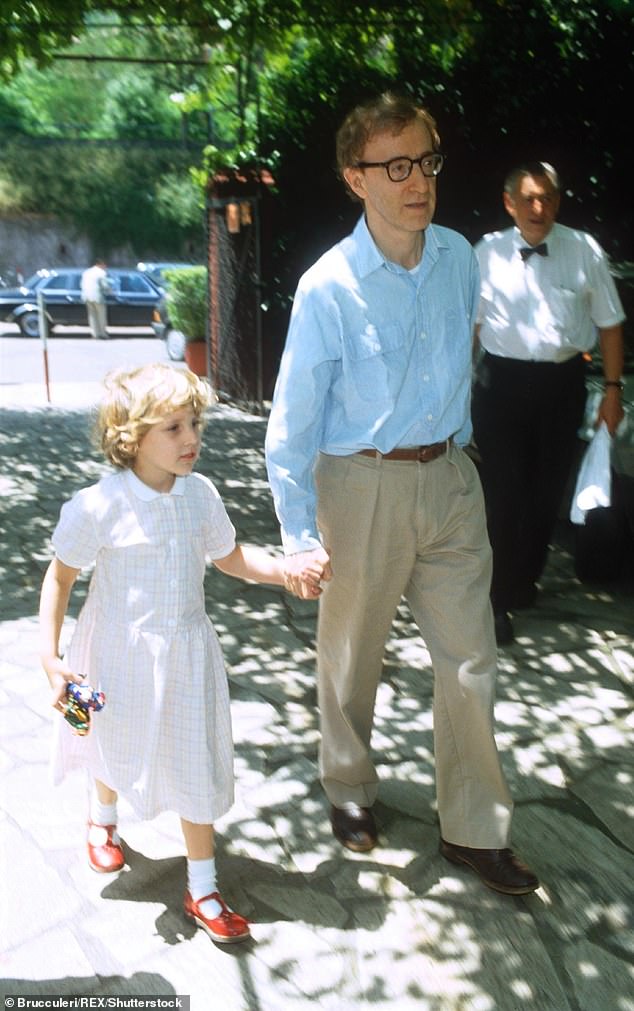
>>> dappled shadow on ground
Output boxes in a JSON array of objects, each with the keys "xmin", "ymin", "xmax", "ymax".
[
  {"xmin": 216, "ymin": 573, "xmax": 632, "ymax": 1008},
  {"xmin": 0, "ymin": 406, "xmax": 280, "ymax": 621},
  {"xmin": 1, "ymin": 404, "xmax": 633, "ymax": 1010}
]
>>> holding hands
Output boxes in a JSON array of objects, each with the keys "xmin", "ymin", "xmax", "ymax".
[{"xmin": 283, "ymin": 547, "xmax": 333, "ymax": 599}]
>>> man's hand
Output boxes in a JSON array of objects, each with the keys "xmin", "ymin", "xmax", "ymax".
[
  {"xmin": 597, "ymin": 389, "xmax": 624, "ymax": 436},
  {"xmin": 283, "ymin": 547, "xmax": 332, "ymax": 599}
]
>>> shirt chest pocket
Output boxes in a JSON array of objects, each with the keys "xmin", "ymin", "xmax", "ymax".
[
  {"xmin": 548, "ymin": 286, "xmax": 584, "ymax": 332},
  {"xmin": 344, "ymin": 321, "xmax": 405, "ymax": 361}
]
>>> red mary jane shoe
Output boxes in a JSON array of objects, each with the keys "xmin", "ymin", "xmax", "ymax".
[
  {"xmin": 184, "ymin": 890, "xmax": 251, "ymax": 944},
  {"xmin": 87, "ymin": 821, "xmax": 125, "ymax": 873}
]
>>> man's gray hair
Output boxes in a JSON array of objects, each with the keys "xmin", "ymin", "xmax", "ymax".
[{"xmin": 504, "ymin": 161, "xmax": 560, "ymax": 195}]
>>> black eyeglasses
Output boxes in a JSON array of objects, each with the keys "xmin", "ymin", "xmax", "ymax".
[{"xmin": 355, "ymin": 152, "xmax": 445, "ymax": 183}]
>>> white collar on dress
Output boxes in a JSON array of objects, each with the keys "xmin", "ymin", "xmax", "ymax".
[{"xmin": 124, "ymin": 469, "xmax": 186, "ymax": 501}]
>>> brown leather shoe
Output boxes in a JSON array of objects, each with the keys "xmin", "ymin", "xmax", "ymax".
[
  {"xmin": 440, "ymin": 838, "xmax": 539, "ymax": 895},
  {"xmin": 330, "ymin": 803, "xmax": 377, "ymax": 852},
  {"xmin": 494, "ymin": 610, "xmax": 515, "ymax": 646}
]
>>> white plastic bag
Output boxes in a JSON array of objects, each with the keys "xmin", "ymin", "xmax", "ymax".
[{"xmin": 570, "ymin": 421, "xmax": 612, "ymax": 525}]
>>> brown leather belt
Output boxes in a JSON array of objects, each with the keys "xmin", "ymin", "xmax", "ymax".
[{"xmin": 359, "ymin": 439, "xmax": 451, "ymax": 463}]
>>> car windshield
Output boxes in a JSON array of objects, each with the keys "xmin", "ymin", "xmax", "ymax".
[
  {"xmin": 41, "ymin": 273, "xmax": 82, "ymax": 291},
  {"xmin": 23, "ymin": 272, "xmax": 50, "ymax": 288}
]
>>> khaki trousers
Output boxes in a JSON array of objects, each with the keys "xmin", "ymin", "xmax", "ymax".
[
  {"xmin": 314, "ymin": 445, "xmax": 513, "ymax": 848},
  {"xmin": 86, "ymin": 300, "xmax": 108, "ymax": 340}
]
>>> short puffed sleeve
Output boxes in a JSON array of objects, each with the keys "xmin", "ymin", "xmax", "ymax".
[
  {"xmin": 51, "ymin": 484, "xmax": 103, "ymax": 569},
  {"xmin": 191, "ymin": 473, "xmax": 237, "ymax": 559}
]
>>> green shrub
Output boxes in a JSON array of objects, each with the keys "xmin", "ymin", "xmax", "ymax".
[{"xmin": 164, "ymin": 266, "xmax": 208, "ymax": 342}]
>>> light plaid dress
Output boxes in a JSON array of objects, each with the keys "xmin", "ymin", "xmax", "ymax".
[{"xmin": 50, "ymin": 468, "xmax": 236, "ymax": 823}]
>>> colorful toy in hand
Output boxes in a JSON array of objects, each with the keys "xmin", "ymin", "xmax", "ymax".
[{"xmin": 64, "ymin": 682, "xmax": 106, "ymax": 736}]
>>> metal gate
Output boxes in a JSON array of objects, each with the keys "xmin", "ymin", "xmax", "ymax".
[{"xmin": 205, "ymin": 170, "xmax": 275, "ymax": 411}]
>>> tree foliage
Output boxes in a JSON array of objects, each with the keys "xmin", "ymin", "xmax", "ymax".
[
  {"xmin": 0, "ymin": 0, "xmax": 632, "ymax": 328},
  {"xmin": 1, "ymin": 136, "xmax": 201, "ymax": 254},
  {"xmin": 436, "ymin": 0, "xmax": 634, "ymax": 257}
]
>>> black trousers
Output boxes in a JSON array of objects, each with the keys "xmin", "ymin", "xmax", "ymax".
[{"xmin": 472, "ymin": 351, "xmax": 587, "ymax": 612}]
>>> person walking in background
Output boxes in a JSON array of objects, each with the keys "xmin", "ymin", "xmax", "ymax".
[
  {"xmin": 39, "ymin": 363, "xmax": 315, "ymax": 945},
  {"xmin": 472, "ymin": 162, "xmax": 625, "ymax": 646},
  {"xmin": 81, "ymin": 259, "xmax": 110, "ymax": 339},
  {"xmin": 265, "ymin": 92, "xmax": 538, "ymax": 895}
]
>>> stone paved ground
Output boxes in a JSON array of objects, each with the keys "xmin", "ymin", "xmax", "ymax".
[{"xmin": 1, "ymin": 400, "xmax": 633, "ymax": 1011}]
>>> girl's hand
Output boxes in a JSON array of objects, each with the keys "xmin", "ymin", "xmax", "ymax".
[
  {"xmin": 42, "ymin": 656, "xmax": 84, "ymax": 712},
  {"xmin": 283, "ymin": 548, "xmax": 332, "ymax": 599},
  {"xmin": 39, "ymin": 557, "xmax": 82, "ymax": 710}
]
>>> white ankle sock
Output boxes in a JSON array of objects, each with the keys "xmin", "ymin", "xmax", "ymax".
[
  {"xmin": 90, "ymin": 793, "xmax": 119, "ymax": 843},
  {"xmin": 187, "ymin": 857, "xmax": 222, "ymax": 918},
  {"xmin": 91, "ymin": 798, "xmax": 117, "ymax": 825}
]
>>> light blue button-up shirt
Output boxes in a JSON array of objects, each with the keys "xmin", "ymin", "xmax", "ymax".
[{"xmin": 265, "ymin": 215, "xmax": 480, "ymax": 554}]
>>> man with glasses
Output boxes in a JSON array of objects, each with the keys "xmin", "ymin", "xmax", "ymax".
[
  {"xmin": 472, "ymin": 162, "xmax": 625, "ymax": 645},
  {"xmin": 265, "ymin": 93, "xmax": 538, "ymax": 895}
]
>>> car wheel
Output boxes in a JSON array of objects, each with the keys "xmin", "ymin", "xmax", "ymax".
[
  {"xmin": 165, "ymin": 328, "xmax": 186, "ymax": 361},
  {"xmin": 18, "ymin": 311, "xmax": 41, "ymax": 338}
]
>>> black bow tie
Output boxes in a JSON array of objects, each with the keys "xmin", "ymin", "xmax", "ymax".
[{"xmin": 520, "ymin": 243, "xmax": 548, "ymax": 261}]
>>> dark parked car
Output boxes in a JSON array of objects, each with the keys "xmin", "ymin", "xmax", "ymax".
[{"xmin": 0, "ymin": 267, "xmax": 162, "ymax": 337}]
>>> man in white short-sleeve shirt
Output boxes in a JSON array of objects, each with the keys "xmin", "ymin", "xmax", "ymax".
[
  {"xmin": 472, "ymin": 161, "xmax": 625, "ymax": 645},
  {"xmin": 81, "ymin": 259, "xmax": 110, "ymax": 340}
]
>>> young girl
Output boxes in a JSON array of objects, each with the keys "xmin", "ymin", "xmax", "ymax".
[{"xmin": 39, "ymin": 362, "xmax": 321, "ymax": 945}]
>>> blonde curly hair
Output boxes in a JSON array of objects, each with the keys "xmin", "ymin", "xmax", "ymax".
[{"xmin": 95, "ymin": 362, "xmax": 215, "ymax": 468}]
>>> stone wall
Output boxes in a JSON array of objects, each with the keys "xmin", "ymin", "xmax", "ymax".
[{"xmin": 0, "ymin": 214, "xmax": 133, "ymax": 283}]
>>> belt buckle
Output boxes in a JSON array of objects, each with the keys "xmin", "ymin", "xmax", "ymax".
[{"xmin": 417, "ymin": 444, "xmax": 434, "ymax": 462}]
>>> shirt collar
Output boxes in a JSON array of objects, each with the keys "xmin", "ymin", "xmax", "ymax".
[
  {"xmin": 353, "ymin": 215, "xmax": 386, "ymax": 277},
  {"xmin": 513, "ymin": 222, "xmax": 559, "ymax": 250},
  {"xmin": 353, "ymin": 214, "xmax": 445, "ymax": 278},
  {"xmin": 124, "ymin": 469, "xmax": 186, "ymax": 500}
]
